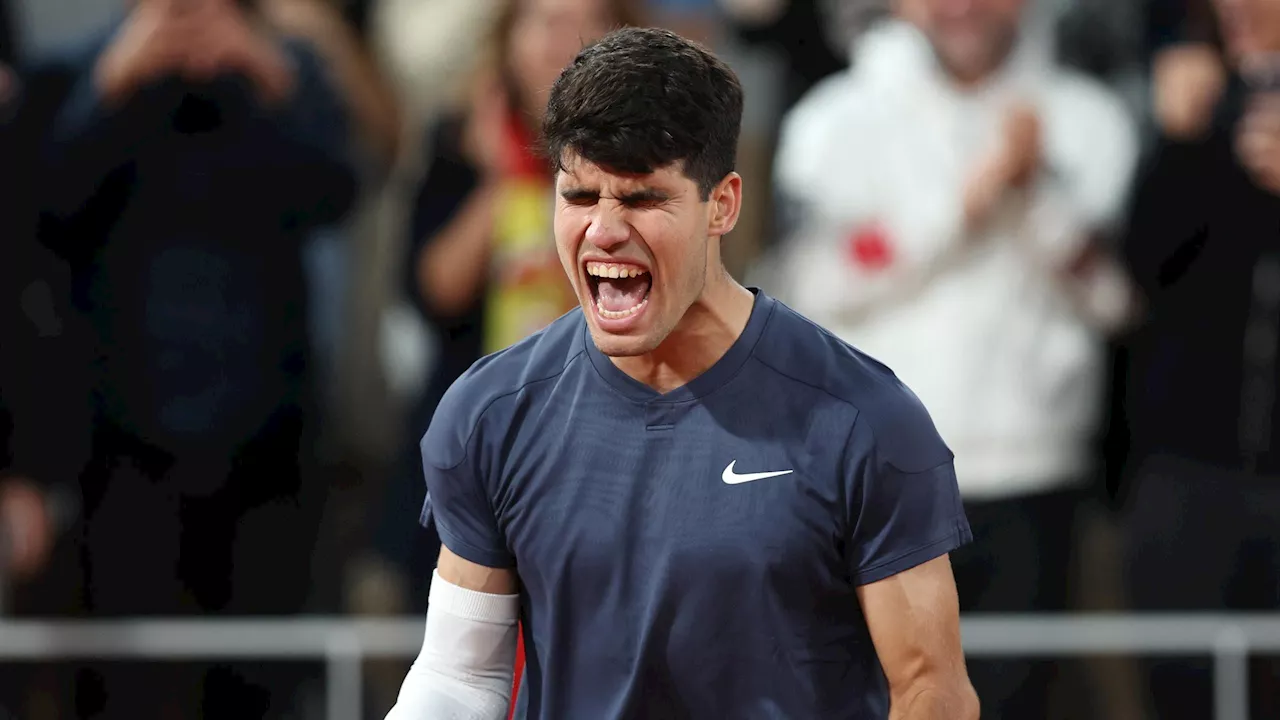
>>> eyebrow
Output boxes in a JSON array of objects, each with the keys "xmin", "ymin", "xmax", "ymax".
[
  {"xmin": 618, "ymin": 189, "xmax": 670, "ymax": 204},
  {"xmin": 559, "ymin": 187, "xmax": 671, "ymax": 204},
  {"xmin": 560, "ymin": 187, "xmax": 598, "ymax": 202}
]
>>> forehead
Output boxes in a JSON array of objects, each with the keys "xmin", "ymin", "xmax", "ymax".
[{"xmin": 556, "ymin": 155, "xmax": 696, "ymax": 194}]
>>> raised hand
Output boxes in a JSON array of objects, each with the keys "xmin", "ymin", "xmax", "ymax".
[
  {"xmin": 1153, "ymin": 43, "xmax": 1227, "ymax": 141},
  {"xmin": 185, "ymin": 0, "xmax": 295, "ymax": 104},
  {"xmin": 0, "ymin": 478, "xmax": 51, "ymax": 581},
  {"xmin": 1237, "ymin": 93, "xmax": 1280, "ymax": 195},
  {"xmin": 94, "ymin": 0, "xmax": 198, "ymax": 103},
  {"xmin": 963, "ymin": 103, "xmax": 1042, "ymax": 231}
]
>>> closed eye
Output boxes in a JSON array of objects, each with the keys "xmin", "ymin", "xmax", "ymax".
[
  {"xmin": 618, "ymin": 190, "xmax": 669, "ymax": 208},
  {"xmin": 561, "ymin": 189, "xmax": 599, "ymax": 206},
  {"xmin": 560, "ymin": 189, "xmax": 670, "ymax": 208}
]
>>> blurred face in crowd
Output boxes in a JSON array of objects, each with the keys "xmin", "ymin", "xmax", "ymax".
[
  {"xmin": 1214, "ymin": 0, "xmax": 1280, "ymax": 60},
  {"xmin": 911, "ymin": 0, "xmax": 1026, "ymax": 84},
  {"xmin": 508, "ymin": 0, "xmax": 614, "ymax": 116}
]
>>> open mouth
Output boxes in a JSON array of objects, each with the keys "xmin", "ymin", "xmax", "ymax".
[{"xmin": 585, "ymin": 261, "xmax": 652, "ymax": 321}]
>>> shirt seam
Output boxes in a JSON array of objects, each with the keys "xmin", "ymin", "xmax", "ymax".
[
  {"xmin": 429, "ymin": 348, "xmax": 586, "ymax": 474},
  {"xmin": 851, "ymin": 521, "xmax": 968, "ymax": 584},
  {"xmin": 752, "ymin": 354, "xmax": 952, "ymax": 474},
  {"xmin": 434, "ymin": 514, "xmax": 517, "ymax": 568}
]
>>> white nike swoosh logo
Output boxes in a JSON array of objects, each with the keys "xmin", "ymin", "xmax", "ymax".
[{"xmin": 722, "ymin": 460, "xmax": 794, "ymax": 485}]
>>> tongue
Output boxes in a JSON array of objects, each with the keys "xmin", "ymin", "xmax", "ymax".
[{"xmin": 597, "ymin": 275, "xmax": 651, "ymax": 312}]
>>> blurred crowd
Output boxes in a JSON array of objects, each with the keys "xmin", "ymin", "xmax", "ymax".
[{"xmin": 2, "ymin": 0, "xmax": 1280, "ymax": 717}]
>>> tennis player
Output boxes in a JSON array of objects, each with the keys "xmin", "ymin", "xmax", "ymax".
[{"xmin": 387, "ymin": 27, "xmax": 978, "ymax": 720}]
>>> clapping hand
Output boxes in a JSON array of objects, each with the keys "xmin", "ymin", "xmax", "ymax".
[
  {"xmin": 95, "ymin": 0, "xmax": 293, "ymax": 105},
  {"xmin": 963, "ymin": 103, "xmax": 1041, "ymax": 231},
  {"xmin": 1153, "ymin": 43, "xmax": 1226, "ymax": 141},
  {"xmin": 186, "ymin": 0, "xmax": 294, "ymax": 104},
  {"xmin": 1237, "ymin": 93, "xmax": 1280, "ymax": 196},
  {"xmin": 0, "ymin": 478, "xmax": 51, "ymax": 581},
  {"xmin": 94, "ymin": 0, "xmax": 196, "ymax": 103}
]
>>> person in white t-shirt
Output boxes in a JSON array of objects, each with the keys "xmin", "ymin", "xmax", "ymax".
[{"xmin": 768, "ymin": 0, "xmax": 1139, "ymax": 716}]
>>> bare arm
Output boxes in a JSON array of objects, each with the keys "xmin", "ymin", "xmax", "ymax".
[
  {"xmin": 417, "ymin": 180, "xmax": 499, "ymax": 317},
  {"xmin": 264, "ymin": 0, "xmax": 403, "ymax": 164},
  {"xmin": 857, "ymin": 555, "xmax": 979, "ymax": 720},
  {"xmin": 436, "ymin": 544, "xmax": 519, "ymax": 594}
]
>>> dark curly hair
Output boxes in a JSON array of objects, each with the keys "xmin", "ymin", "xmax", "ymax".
[{"xmin": 541, "ymin": 27, "xmax": 743, "ymax": 200}]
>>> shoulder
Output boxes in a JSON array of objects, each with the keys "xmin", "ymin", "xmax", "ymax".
[
  {"xmin": 421, "ymin": 310, "xmax": 587, "ymax": 468},
  {"xmin": 778, "ymin": 67, "xmax": 872, "ymax": 131},
  {"xmin": 753, "ymin": 298, "xmax": 952, "ymax": 473},
  {"xmin": 25, "ymin": 26, "xmax": 110, "ymax": 84},
  {"xmin": 774, "ymin": 70, "xmax": 870, "ymax": 193}
]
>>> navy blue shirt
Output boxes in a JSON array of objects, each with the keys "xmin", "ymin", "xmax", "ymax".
[{"xmin": 422, "ymin": 290, "xmax": 971, "ymax": 719}]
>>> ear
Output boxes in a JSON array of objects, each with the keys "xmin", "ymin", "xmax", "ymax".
[{"xmin": 707, "ymin": 172, "xmax": 742, "ymax": 238}]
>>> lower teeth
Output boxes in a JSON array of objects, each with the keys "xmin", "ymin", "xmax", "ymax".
[{"xmin": 597, "ymin": 296, "xmax": 647, "ymax": 320}]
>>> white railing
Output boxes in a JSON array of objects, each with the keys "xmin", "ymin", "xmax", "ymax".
[{"xmin": 0, "ymin": 614, "xmax": 1276, "ymax": 719}]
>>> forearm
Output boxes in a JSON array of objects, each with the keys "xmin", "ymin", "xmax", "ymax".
[
  {"xmin": 243, "ymin": 41, "xmax": 360, "ymax": 227},
  {"xmin": 1014, "ymin": 185, "xmax": 1136, "ymax": 332},
  {"xmin": 890, "ymin": 685, "xmax": 979, "ymax": 720},
  {"xmin": 306, "ymin": 27, "xmax": 401, "ymax": 164},
  {"xmin": 387, "ymin": 569, "xmax": 519, "ymax": 720},
  {"xmin": 418, "ymin": 182, "xmax": 498, "ymax": 316},
  {"xmin": 386, "ymin": 661, "xmax": 511, "ymax": 720},
  {"xmin": 268, "ymin": 0, "xmax": 402, "ymax": 162}
]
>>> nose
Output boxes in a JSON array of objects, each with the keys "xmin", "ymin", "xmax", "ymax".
[{"xmin": 585, "ymin": 204, "xmax": 630, "ymax": 251}]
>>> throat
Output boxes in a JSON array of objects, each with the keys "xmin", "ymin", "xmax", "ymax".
[
  {"xmin": 610, "ymin": 281, "xmax": 757, "ymax": 393},
  {"xmin": 595, "ymin": 275, "xmax": 651, "ymax": 314}
]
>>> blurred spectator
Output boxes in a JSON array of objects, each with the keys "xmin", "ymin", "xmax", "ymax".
[
  {"xmin": 369, "ymin": 0, "xmax": 504, "ymax": 130},
  {"xmin": 1121, "ymin": 0, "xmax": 1280, "ymax": 716},
  {"xmin": 1, "ymin": 56, "xmax": 85, "ymax": 590},
  {"xmin": 768, "ymin": 1, "xmax": 1137, "ymax": 717},
  {"xmin": 0, "ymin": 23, "xmax": 90, "ymax": 716},
  {"xmin": 0, "ymin": 40, "xmax": 52, "ymax": 600},
  {"xmin": 36, "ymin": 0, "xmax": 357, "ymax": 715},
  {"xmin": 0, "ymin": 2, "xmax": 89, "ymax": 601}
]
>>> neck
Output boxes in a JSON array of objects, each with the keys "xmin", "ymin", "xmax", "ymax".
[
  {"xmin": 935, "ymin": 38, "xmax": 1017, "ymax": 91},
  {"xmin": 610, "ymin": 268, "xmax": 756, "ymax": 394}
]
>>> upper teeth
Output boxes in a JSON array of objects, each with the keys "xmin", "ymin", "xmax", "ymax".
[{"xmin": 587, "ymin": 262, "xmax": 648, "ymax": 279}]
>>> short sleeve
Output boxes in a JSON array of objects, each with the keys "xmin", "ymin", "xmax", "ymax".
[
  {"xmin": 418, "ymin": 392, "xmax": 515, "ymax": 569},
  {"xmin": 843, "ymin": 398, "xmax": 971, "ymax": 587}
]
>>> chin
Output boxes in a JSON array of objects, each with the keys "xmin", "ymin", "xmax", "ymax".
[
  {"xmin": 583, "ymin": 306, "xmax": 664, "ymax": 357},
  {"xmin": 586, "ymin": 327, "xmax": 662, "ymax": 358}
]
